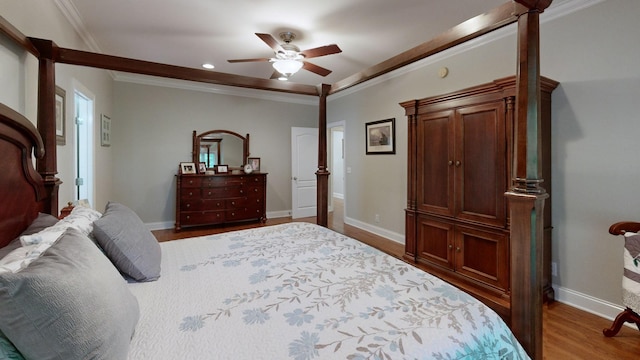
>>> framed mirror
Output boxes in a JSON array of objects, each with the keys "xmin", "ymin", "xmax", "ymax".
[{"xmin": 192, "ymin": 130, "xmax": 249, "ymax": 170}]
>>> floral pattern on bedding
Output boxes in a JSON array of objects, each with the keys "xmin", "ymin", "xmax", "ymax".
[{"xmin": 175, "ymin": 223, "xmax": 528, "ymax": 360}]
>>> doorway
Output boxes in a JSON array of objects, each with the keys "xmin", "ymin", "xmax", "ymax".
[
  {"xmin": 73, "ymin": 82, "xmax": 95, "ymax": 206},
  {"xmin": 328, "ymin": 121, "xmax": 345, "ymax": 222}
]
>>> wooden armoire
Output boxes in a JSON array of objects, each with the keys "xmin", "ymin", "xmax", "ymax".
[{"xmin": 401, "ymin": 76, "xmax": 558, "ymax": 318}]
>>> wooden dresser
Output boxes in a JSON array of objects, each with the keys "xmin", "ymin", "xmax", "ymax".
[
  {"xmin": 175, "ymin": 173, "xmax": 267, "ymax": 230},
  {"xmin": 401, "ymin": 76, "xmax": 557, "ymax": 318}
]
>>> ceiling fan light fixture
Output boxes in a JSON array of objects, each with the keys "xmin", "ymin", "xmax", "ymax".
[{"xmin": 272, "ymin": 59, "xmax": 303, "ymax": 76}]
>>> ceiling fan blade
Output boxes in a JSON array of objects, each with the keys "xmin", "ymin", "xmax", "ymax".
[
  {"xmin": 227, "ymin": 58, "xmax": 271, "ymax": 63},
  {"xmin": 300, "ymin": 44, "xmax": 342, "ymax": 59},
  {"xmin": 255, "ymin": 33, "xmax": 283, "ymax": 52},
  {"xmin": 302, "ymin": 61, "xmax": 332, "ymax": 77}
]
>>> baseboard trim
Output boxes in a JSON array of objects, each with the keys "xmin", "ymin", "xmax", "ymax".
[
  {"xmin": 343, "ymin": 216, "xmax": 405, "ymax": 244},
  {"xmin": 554, "ymin": 285, "xmax": 627, "ymax": 326}
]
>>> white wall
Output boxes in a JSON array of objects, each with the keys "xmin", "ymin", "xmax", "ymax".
[{"xmin": 112, "ymin": 80, "xmax": 318, "ymax": 227}]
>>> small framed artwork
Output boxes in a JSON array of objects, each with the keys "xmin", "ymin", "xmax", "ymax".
[
  {"xmin": 215, "ymin": 165, "xmax": 229, "ymax": 174},
  {"xmin": 55, "ymin": 86, "xmax": 66, "ymax": 145},
  {"xmin": 198, "ymin": 162, "xmax": 207, "ymax": 174},
  {"xmin": 365, "ymin": 118, "xmax": 395, "ymax": 155},
  {"xmin": 180, "ymin": 162, "xmax": 197, "ymax": 174},
  {"xmin": 248, "ymin": 157, "xmax": 261, "ymax": 172},
  {"xmin": 101, "ymin": 114, "xmax": 111, "ymax": 147}
]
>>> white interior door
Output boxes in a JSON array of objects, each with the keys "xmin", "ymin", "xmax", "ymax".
[
  {"xmin": 74, "ymin": 86, "xmax": 94, "ymax": 206},
  {"xmin": 291, "ymin": 127, "xmax": 318, "ymax": 218}
]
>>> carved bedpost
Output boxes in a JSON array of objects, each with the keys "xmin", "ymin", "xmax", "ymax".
[
  {"xmin": 29, "ymin": 37, "xmax": 62, "ymax": 216},
  {"xmin": 506, "ymin": 1, "xmax": 552, "ymax": 359},
  {"xmin": 316, "ymin": 84, "xmax": 330, "ymax": 227}
]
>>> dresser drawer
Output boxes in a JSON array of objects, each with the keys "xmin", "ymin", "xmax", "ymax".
[
  {"xmin": 181, "ymin": 176, "xmax": 202, "ymax": 188},
  {"xmin": 180, "ymin": 188, "xmax": 200, "ymax": 200},
  {"xmin": 246, "ymin": 185, "xmax": 264, "ymax": 196},
  {"xmin": 202, "ymin": 186, "xmax": 246, "ymax": 198},
  {"xmin": 181, "ymin": 211, "xmax": 225, "ymax": 225},
  {"xmin": 201, "ymin": 176, "xmax": 229, "ymax": 187},
  {"xmin": 226, "ymin": 197, "xmax": 246, "ymax": 209}
]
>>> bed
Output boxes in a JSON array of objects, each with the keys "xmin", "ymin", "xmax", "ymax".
[{"xmin": 0, "ymin": 103, "xmax": 529, "ymax": 359}]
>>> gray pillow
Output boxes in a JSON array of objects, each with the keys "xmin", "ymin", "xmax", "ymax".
[
  {"xmin": 93, "ymin": 202, "xmax": 161, "ymax": 281},
  {"xmin": 0, "ymin": 227, "xmax": 139, "ymax": 360}
]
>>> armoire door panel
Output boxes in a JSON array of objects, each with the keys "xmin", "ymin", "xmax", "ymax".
[
  {"xmin": 416, "ymin": 111, "xmax": 454, "ymax": 216},
  {"xmin": 455, "ymin": 101, "xmax": 506, "ymax": 226},
  {"xmin": 455, "ymin": 225, "xmax": 508, "ymax": 291},
  {"xmin": 416, "ymin": 216, "xmax": 454, "ymax": 270}
]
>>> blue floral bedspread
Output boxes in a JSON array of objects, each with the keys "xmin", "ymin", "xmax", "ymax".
[{"xmin": 127, "ymin": 222, "xmax": 529, "ymax": 360}]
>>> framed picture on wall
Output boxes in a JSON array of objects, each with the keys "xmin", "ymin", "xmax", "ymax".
[
  {"xmin": 101, "ymin": 114, "xmax": 111, "ymax": 147},
  {"xmin": 55, "ymin": 86, "xmax": 66, "ymax": 145},
  {"xmin": 365, "ymin": 118, "xmax": 395, "ymax": 155}
]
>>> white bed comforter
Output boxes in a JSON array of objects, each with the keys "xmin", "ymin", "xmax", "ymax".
[{"xmin": 127, "ymin": 222, "xmax": 528, "ymax": 360}]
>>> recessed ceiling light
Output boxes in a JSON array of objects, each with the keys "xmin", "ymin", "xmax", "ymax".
[{"xmin": 202, "ymin": 63, "xmax": 214, "ymax": 69}]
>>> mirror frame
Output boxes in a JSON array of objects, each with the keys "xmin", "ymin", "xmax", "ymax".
[{"xmin": 192, "ymin": 130, "xmax": 250, "ymax": 169}]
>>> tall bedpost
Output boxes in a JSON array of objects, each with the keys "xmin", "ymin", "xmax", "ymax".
[
  {"xmin": 30, "ymin": 38, "xmax": 62, "ymax": 216},
  {"xmin": 316, "ymin": 84, "xmax": 330, "ymax": 227},
  {"xmin": 507, "ymin": 1, "xmax": 552, "ymax": 359}
]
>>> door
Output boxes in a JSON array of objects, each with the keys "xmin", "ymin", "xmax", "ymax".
[
  {"xmin": 74, "ymin": 86, "xmax": 94, "ymax": 206},
  {"xmin": 291, "ymin": 127, "xmax": 318, "ymax": 218},
  {"xmin": 416, "ymin": 110, "xmax": 455, "ymax": 217},
  {"xmin": 454, "ymin": 101, "xmax": 506, "ymax": 226}
]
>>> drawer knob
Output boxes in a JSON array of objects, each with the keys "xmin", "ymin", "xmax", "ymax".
[
  {"xmin": 240, "ymin": 190, "xmax": 244, "ymax": 193},
  {"xmin": 186, "ymin": 216, "xmax": 190, "ymax": 219},
  {"xmin": 189, "ymin": 180, "xmax": 193, "ymax": 184},
  {"xmin": 456, "ymin": 247, "xmax": 461, "ymax": 252},
  {"xmin": 208, "ymin": 191, "xmax": 212, "ymax": 195},
  {"xmin": 186, "ymin": 204, "xmax": 190, "ymax": 208},
  {"xmin": 231, "ymin": 201, "xmax": 235, "ymax": 205},
  {"xmin": 189, "ymin": 192, "xmax": 193, "ymax": 196},
  {"xmin": 231, "ymin": 212, "xmax": 235, "ymax": 216}
]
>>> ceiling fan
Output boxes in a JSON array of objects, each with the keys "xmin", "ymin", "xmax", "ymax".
[{"xmin": 227, "ymin": 32, "xmax": 342, "ymax": 80}]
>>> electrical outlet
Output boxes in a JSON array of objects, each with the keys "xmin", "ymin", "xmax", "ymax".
[
  {"xmin": 374, "ymin": 214, "xmax": 380, "ymax": 223},
  {"xmin": 551, "ymin": 262, "xmax": 558, "ymax": 277}
]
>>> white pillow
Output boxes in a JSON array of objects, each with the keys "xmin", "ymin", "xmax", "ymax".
[
  {"xmin": 0, "ymin": 243, "xmax": 50, "ymax": 274},
  {"xmin": 20, "ymin": 206, "xmax": 102, "ymax": 246}
]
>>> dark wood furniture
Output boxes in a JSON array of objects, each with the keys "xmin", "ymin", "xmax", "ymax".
[
  {"xmin": 175, "ymin": 173, "xmax": 266, "ymax": 231},
  {"xmin": 603, "ymin": 221, "xmax": 640, "ymax": 337},
  {"xmin": 401, "ymin": 75, "xmax": 557, "ymax": 319}
]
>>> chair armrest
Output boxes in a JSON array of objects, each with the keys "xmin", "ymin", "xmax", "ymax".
[{"xmin": 609, "ymin": 222, "xmax": 640, "ymax": 236}]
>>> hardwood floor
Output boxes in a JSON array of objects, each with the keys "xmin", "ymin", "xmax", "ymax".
[{"xmin": 153, "ymin": 199, "xmax": 639, "ymax": 359}]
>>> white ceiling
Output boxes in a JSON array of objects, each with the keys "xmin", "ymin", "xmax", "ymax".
[{"xmin": 60, "ymin": 0, "xmax": 512, "ymax": 87}]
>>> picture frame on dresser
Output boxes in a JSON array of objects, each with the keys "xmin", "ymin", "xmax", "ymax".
[
  {"xmin": 198, "ymin": 162, "xmax": 207, "ymax": 174},
  {"xmin": 180, "ymin": 162, "xmax": 196, "ymax": 174},
  {"xmin": 215, "ymin": 165, "xmax": 228, "ymax": 174},
  {"xmin": 248, "ymin": 157, "xmax": 261, "ymax": 172}
]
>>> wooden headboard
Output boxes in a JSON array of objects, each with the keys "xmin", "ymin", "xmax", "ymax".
[{"xmin": 0, "ymin": 103, "xmax": 47, "ymax": 247}]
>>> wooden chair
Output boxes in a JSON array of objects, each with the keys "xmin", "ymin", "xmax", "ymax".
[{"xmin": 603, "ymin": 221, "xmax": 640, "ymax": 337}]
